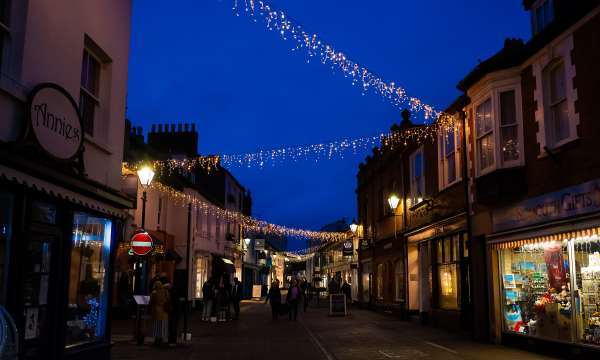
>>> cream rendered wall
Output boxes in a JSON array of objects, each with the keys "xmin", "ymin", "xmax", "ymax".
[{"xmin": 18, "ymin": 0, "xmax": 131, "ymax": 190}]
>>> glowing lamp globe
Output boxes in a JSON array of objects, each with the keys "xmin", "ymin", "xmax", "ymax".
[
  {"xmin": 387, "ymin": 194, "xmax": 400, "ymax": 210},
  {"xmin": 137, "ymin": 166, "xmax": 155, "ymax": 189},
  {"xmin": 349, "ymin": 220, "xmax": 358, "ymax": 234}
]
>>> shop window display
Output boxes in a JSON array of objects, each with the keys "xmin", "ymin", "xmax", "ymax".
[
  {"xmin": 435, "ymin": 234, "xmax": 463, "ymax": 310},
  {"xmin": 499, "ymin": 232, "xmax": 600, "ymax": 346},
  {"xmin": 500, "ymin": 241, "xmax": 571, "ymax": 340},
  {"xmin": 574, "ymin": 236, "xmax": 600, "ymax": 345},
  {"xmin": 65, "ymin": 212, "xmax": 113, "ymax": 347}
]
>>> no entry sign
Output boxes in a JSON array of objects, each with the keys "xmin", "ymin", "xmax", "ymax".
[{"xmin": 131, "ymin": 231, "xmax": 153, "ymax": 256}]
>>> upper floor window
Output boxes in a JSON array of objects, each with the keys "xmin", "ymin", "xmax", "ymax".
[
  {"xmin": 474, "ymin": 86, "xmax": 522, "ymax": 176},
  {"xmin": 80, "ymin": 48, "xmax": 101, "ymax": 136},
  {"xmin": 475, "ymin": 99, "xmax": 494, "ymax": 172},
  {"xmin": 532, "ymin": 0, "xmax": 554, "ymax": 35},
  {"xmin": 410, "ymin": 148, "xmax": 425, "ymax": 204},
  {"xmin": 438, "ymin": 123, "xmax": 461, "ymax": 189},
  {"xmin": 0, "ymin": 0, "xmax": 9, "ymax": 69},
  {"xmin": 543, "ymin": 59, "xmax": 570, "ymax": 148}
]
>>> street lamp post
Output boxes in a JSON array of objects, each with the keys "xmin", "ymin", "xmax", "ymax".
[{"xmin": 135, "ymin": 165, "xmax": 154, "ymax": 345}]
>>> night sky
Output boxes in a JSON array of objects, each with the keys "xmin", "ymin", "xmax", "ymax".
[{"xmin": 126, "ymin": 0, "xmax": 529, "ymax": 250}]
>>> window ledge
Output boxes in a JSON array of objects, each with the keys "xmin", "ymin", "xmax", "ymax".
[
  {"xmin": 439, "ymin": 178, "xmax": 463, "ymax": 193},
  {"xmin": 538, "ymin": 137, "xmax": 580, "ymax": 159},
  {"xmin": 84, "ymin": 135, "xmax": 113, "ymax": 155}
]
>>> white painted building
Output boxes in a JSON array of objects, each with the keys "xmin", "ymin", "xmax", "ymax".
[{"xmin": 0, "ymin": 1, "xmax": 132, "ymax": 359}]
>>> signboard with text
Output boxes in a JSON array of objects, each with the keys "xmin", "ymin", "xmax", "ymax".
[
  {"xmin": 493, "ymin": 178, "xmax": 600, "ymax": 232},
  {"xmin": 342, "ymin": 240, "xmax": 354, "ymax": 256},
  {"xmin": 329, "ymin": 294, "xmax": 347, "ymax": 316},
  {"xmin": 254, "ymin": 239, "xmax": 265, "ymax": 251},
  {"xmin": 28, "ymin": 83, "xmax": 83, "ymax": 161}
]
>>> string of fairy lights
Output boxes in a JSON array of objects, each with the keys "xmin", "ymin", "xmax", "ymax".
[
  {"xmin": 123, "ymin": 167, "xmax": 347, "ymax": 242},
  {"xmin": 126, "ymin": 116, "xmax": 457, "ymax": 173},
  {"xmin": 230, "ymin": 0, "xmax": 440, "ymax": 120}
]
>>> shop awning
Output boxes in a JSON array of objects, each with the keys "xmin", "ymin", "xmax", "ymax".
[
  {"xmin": 0, "ymin": 164, "xmax": 128, "ymax": 218},
  {"xmin": 489, "ymin": 223, "xmax": 600, "ymax": 249}
]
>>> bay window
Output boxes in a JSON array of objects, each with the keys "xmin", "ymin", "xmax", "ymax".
[
  {"xmin": 438, "ymin": 123, "xmax": 461, "ymax": 189},
  {"xmin": 472, "ymin": 83, "xmax": 523, "ymax": 176},
  {"xmin": 410, "ymin": 148, "xmax": 425, "ymax": 205}
]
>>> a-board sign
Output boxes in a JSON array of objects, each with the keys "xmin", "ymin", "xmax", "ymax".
[
  {"xmin": 252, "ymin": 285, "xmax": 262, "ymax": 299},
  {"xmin": 133, "ymin": 295, "xmax": 150, "ymax": 305},
  {"xmin": 329, "ymin": 294, "xmax": 347, "ymax": 316}
]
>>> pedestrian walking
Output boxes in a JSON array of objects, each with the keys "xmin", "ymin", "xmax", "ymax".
[
  {"xmin": 165, "ymin": 279, "xmax": 180, "ymax": 346},
  {"xmin": 341, "ymin": 279, "xmax": 352, "ymax": 305},
  {"xmin": 216, "ymin": 278, "xmax": 231, "ymax": 322},
  {"xmin": 300, "ymin": 278, "xmax": 310, "ymax": 312},
  {"xmin": 231, "ymin": 277, "xmax": 243, "ymax": 320},
  {"xmin": 286, "ymin": 278, "xmax": 302, "ymax": 321},
  {"xmin": 265, "ymin": 280, "xmax": 282, "ymax": 320},
  {"xmin": 201, "ymin": 279, "xmax": 214, "ymax": 321},
  {"xmin": 149, "ymin": 281, "xmax": 170, "ymax": 346}
]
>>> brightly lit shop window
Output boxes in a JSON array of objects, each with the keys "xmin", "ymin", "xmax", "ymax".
[
  {"xmin": 436, "ymin": 234, "xmax": 466, "ymax": 310},
  {"xmin": 65, "ymin": 212, "xmax": 113, "ymax": 347},
  {"xmin": 499, "ymin": 228, "xmax": 600, "ymax": 346},
  {"xmin": 195, "ymin": 257, "xmax": 209, "ymax": 299}
]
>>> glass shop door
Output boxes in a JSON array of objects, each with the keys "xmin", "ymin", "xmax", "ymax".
[{"xmin": 20, "ymin": 201, "xmax": 63, "ymax": 360}]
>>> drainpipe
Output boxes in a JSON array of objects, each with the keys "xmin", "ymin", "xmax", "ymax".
[{"xmin": 459, "ymin": 110, "xmax": 475, "ymax": 336}]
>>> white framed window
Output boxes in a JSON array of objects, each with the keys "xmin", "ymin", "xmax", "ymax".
[
  {"xmin": 80, "ymin": 48, "xmax": 101, "ymax": 136},
  {"xmin": 475, "ymin": 98, "xmax": 495, "ymax": 173},
  {"xmin": 531, "ymin": 0, "xmax": 554, "ymax": 35},
  {"xmin": 410, "ymin": 147, "xmax": 425, "ymax": 205},
  {"xmin": 543, "ymin": 59, "xmax": 570, "ymax": 148},
  {"xmin": 499, "ymin": 90, "xmax": 520, "ymax": 163},
  {"xmin": 438, "ymin": 121, "xmax": 461, "ymax": 190}
]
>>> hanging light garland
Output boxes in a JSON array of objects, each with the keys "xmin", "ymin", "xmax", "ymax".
[
  {"xmin": 122, "ymin": 168, "xmax": 346, "ymax": 242},
  {"xmin": 231, "ymin": 0, "xmax": 440, "ymax": 120},
  {"xmin": 125, "ymin": 114, "xmax": 456, "ymax": 172}
]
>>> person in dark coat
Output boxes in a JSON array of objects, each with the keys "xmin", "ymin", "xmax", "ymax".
[
  {"xmin": 300, "ymin": 278, "xmax": 311, "ymax": 312},
  {"xmin": 265, "ymin": 280, "xmax": 282, "ymax": 320},
  {"xmin": 341, "ymin": 279, "xmax": 352, "ymax": 305},
  {"xmin": 231, "ymin": 277, "xmax": 243, "ymax": 320},
  {"xmin": 286, "ymin": 278, "xmax": 302, "ymax": 321},
  {"xmin": 201, "ymin": 279, "xmax": 214, "ymax": 321}
]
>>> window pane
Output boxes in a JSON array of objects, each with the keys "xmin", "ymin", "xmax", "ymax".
[
  {"xmin": 80, "ymin": 91, "xmax": 95, "ymax": 136},
  {"xmin": 438, "ymin": 264, "xmax": 459, "ymax": 310},
  {"xmin": 446, "ymin": 152, "xmax": 456, "ymax": 184},
  {"xmin": 476, "ymin": 99, "xmax": 493, "ymax": 135},
  {"xmin": 444, "ymin": 128, "xmax": 455, "ymax": 156},
  {"xmin": 500, "ymin": 91, "xmax": 516, "ymax": 126},
  {"xmin": 477, "ymin": 133, "xmax": 495, "ymax": 170},
  {"xmin": 81, "ymin": 51, "xmax": 100, "ymax": 96},
  {"xmin": 501, "ymin": 125, "xmax": 519, "ymax": 162},
  {"xmin": 437, "ymin": 240, "xmax": 443, "ymax": 264},
  {"xmin": 443, "ymin": 237, "xmax": 452, "ymax": 263},
  {"xmin": 551, "ymin": 100, "xmax": 569, "ymax": 143},
  {"xmin": 499, "ymin": 241, "xmax": 570, "ymax": 341},
  {"xmin": 66, "ymin": 213, "xmax": 112, "ymax": 347},
  {"xmin": 462, "ymin": 234, "xmax": 469, "ymax": 258},
  {"xmin": 452, "ymin": 235, "xmax": 460, "ymax": 261},
  {"xmin": 550, "ymin": 62, "xmax": 566, "ymax": 104}
]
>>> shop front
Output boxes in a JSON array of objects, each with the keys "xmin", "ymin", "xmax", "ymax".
[
  {"xmin": 489, "ymin": 179, "xmax": 600, "ymax": 356},
  {"xmin": 0, "ymin": 83, "xmax": 132, "ymax": 360},
  {"xmin": 406, "ymin": 214, "xmax": 471, "ymax": 330}
]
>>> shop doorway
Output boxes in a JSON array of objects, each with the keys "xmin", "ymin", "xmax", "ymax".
[{"xmin": 408, "ymin": 244, "xmax": 420, "ymax": 313}]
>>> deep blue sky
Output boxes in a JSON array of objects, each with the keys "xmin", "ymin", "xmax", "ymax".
[{"xmin": 127, "ymin": 0, "xmax": 529, "ymax": 250}]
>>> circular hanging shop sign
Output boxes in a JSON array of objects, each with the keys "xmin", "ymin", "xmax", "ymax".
[
  {"xmin": 28, "ymin": 83, "xmax": 84, "ymax": 161},
  {"xmin": 130, "ymin": 231, "xmax": 153, "ymax": 256}
]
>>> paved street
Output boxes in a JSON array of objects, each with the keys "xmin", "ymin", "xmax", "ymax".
[{"xmin": 111, "ymin": 301, "xmax": 555, "ymax": 360}]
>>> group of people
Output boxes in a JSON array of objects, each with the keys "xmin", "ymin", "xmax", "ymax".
[
  {"xmin": 265, "ymin": 277, "xmax": 311, "ymax": 321},
  {"xmin": 200, "ymin": 276, "xmax": 243, "ymax": 322},
  {"xmin": 328, "ymin": 275, "xmax": 352, "ymax": 304}
]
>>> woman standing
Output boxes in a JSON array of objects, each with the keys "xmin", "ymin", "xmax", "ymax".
[
  {"xmin": 286, "ymin": 278, "xmax": 302, "ymax": 321},
  {"xmin": 265, "ymin": 280, "xmax": 282, "ymax": 320},
  {"xmin": 149, "ymin": 281, "xmax": 170, "ymax": 345}
]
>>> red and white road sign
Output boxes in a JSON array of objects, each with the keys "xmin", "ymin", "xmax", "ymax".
[{"xmin": 131, "ymin": 231, "xmax": 153, "ymax": 256}]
